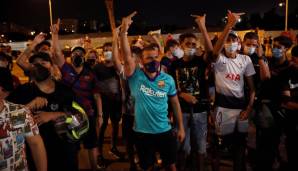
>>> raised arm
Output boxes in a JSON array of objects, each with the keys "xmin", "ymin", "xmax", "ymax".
[
  {"xmin": 50, "ymin": 19, "xmax": 65, "ymax": 68},
  {"xmin": 193, "ymin": 14, "xmax": 213, "ymax": 52},
  {"xmin": 112, "ymin": 26, "xmax": 123, "ymax": 74},
  {"xmin": 257, "ymin": 41, "xmax": 271, "ymax": 80},
  {"xmin": 212, "ymin": 11, "xmax": 244, "ymax": 62},
  {"xmin": 120, "ymin": 11, "xmax": 137, "ymax": 77},
  {"xmin": 16, "ymin": 33, "xmax": 46, "ymax": 71},
  {"xmin": 150, "ymin": 33, "xmax": 164, "ymax": 55}
]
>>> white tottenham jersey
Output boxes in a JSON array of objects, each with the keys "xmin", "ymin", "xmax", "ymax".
[{"xmin": 213, "ymin": 53, "xmax": 256, "ymax": 108}]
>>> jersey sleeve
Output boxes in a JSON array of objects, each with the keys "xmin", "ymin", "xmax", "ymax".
[{"xmin": 168, "ymin": 76, "xmax": 177, "ymax": 97}]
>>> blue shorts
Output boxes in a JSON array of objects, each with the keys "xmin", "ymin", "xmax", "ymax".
[{"xmin": 178, "ymin": 112, "xmax": 208, "ymax": 154}]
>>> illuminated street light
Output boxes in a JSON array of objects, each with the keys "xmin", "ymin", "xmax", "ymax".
[
  {"xmin": 30, "ymin": 31, "xmax": 36, "ymax": 36},
  {"xmin": 278, "ymin": 0, "xmax": 289, "ymax": 31},
  {"xmin": 1, "ymin": 35, "xmax": 4, "ymax": 38},
  {"xmin": 238, "ymin": 18, "xmax": 242, "ymax": 23}
]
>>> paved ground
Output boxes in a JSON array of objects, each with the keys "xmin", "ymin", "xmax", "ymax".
[{"xmin": 77, "ymin": 124, "xmax": 237, "ymax": 171}]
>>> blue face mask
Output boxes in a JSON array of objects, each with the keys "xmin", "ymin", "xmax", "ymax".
[
  {"xmin": 272, "ymin": 48, "xmax": 283, "ymax": 59},
  {"xmin": 144, "ymin": 60, "xmax": 160, "ymax": 73}
]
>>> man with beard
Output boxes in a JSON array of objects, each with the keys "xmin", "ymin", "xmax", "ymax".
[{"xmin": 120, "ymin": 12, "xmax": 185, "ymax": 171}]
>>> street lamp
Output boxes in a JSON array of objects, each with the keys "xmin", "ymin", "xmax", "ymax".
[
  {"xmin": 279, "ymin": 0, "xmax": 289, "ymax": 31},
  {"xmin": 285, "ymin": 0, "xmax": 288, "ymax": 31}
]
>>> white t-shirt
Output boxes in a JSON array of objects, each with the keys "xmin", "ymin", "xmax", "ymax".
[{"xmin": 214, "ymin": 53, "xmax": 255, "ymax": 108}]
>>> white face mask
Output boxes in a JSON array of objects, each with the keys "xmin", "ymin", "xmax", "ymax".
[
  {"xmin": 244, "ymin": 46, "xmax": 256, "ymax": 55},
  {"xmin": 184, "ymin": 48, "xmax": 196, "ymax": 57},
  {"xmin": 103, "ymin": 51, "xmax": 112, "ymax": 61},
  {"xmin": 224, "ymin": 42, "xmax": 238, "ymax": 53},
  {"xmin": 173, "ymin": 48, "xmax": 184, "ymax": 59}
]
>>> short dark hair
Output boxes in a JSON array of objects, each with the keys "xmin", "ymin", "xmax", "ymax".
[
  {"xmin": 273, "ymin": 36, "xmax": 293, "ymax": 49},
  {"xmin": 291, "ymin": 45, "xmax": 298, "ymax": 57},
  {"xmin": 165, "ymin": 39, "xmax": 179, "ymax": 52},
  {"xmin": 131, "ymin": 46, "xmax": 142, "ymax": 58},
  {"xmin": 179, "ymin": 33, "xmax": 197, "ymax": 43},
  {"xmin": 227, "ymin": 33, "xmax": 238, "ymax": 41},
  {"xmin": 244, "ymin": 32, "xmax": 259, "ymax": 41},
  {"xmin": 29, "ymin": 52, "xmax": 52, "ymax": 64},
  {"xmin": 141, "ymin": 44, "xmax": 157, "ymax": 57},
  {"xmin": 35, "ymin": 40, "xmax": 51, "ymax": 52}
]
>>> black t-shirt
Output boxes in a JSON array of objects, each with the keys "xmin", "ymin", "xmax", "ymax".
[
  {"xmin": 93, "ymin": 63, "xmax": 121, "ymax": 102},
  {"xmin": 170, "ymin": 56, "xmax": 209, "ymax": 113},
  {"xmin": 7, "ymin": 81, "xmax": 77, "ymax": 170},
  {"xmin": 282, "ymin": 63, "xmax": 298, "ymax": 119},
  {"xmin": 260, "ymin": 60, "xmax": 291, "ymax": 107},
  {"xmin": 7, "ymin": 81, "xmax": 74, "ymax": 140},
  {"xmin": 161, "ymin": 55, "xmax": 178, "ymax": 73}
]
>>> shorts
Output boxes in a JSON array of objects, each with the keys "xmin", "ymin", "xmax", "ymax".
[
  {"xmin": 214, "ymin": 106, "xmax": 248, "ymax": 136},
  {"xmin": 134, "ymin": 130, "xmax": 177, "ymax": 170},
  {"xmin": 178, "ymin": 112, "xmax": 207, "ymax": 154},
  {"xmin": 82, "ymin": 116, "xmax": 98, "ymax": 149}
]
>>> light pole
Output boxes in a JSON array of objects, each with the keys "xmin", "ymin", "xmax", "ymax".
[
  {"xmin": 49, "ymin": 0, "xmax": 53, "ymax": 26},
  {"xmin": 285, "ymin": 0, "xmax": 288, "ymax": 31}
]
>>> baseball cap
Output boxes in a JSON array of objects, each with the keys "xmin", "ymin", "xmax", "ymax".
[{"xmin": 71, "ymin": 46, "xmax": 86, "ymax": 54}]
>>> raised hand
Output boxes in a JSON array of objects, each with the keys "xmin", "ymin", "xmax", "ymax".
[
  {"xmin": 227, "ymin": 10, "xmax": 245, "ymax": 26},
  {"xmin": 191, "ymin": 14, "xmax": 206, "ymax": 27},
  {"xmin": 50, "ymin": 18, "xmax": 60, "ymax": 35},
  {"xmin": 33, "ymin": 33, "xmax": 46, "ymax": 45},
  {"xmin": 257, "ymin": 40, "xmax": 264, "ymax": 58},
  {"xmin": 121, "ymin": 11, "xmax": 137, "ymax": 33}
]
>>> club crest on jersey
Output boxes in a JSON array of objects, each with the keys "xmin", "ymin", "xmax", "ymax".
[{"xmin": 158, "ymin": 80, "xmax": 165, "ymax": 88}]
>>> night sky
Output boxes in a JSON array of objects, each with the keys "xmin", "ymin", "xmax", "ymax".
[{"xmin": 0, "ymin": 0, "xmax": 297, "ymax": 29}]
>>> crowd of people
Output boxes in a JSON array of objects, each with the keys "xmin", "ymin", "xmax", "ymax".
[{"xmin": 0, "ymin": 10, "xmax": 298, "ymax": 171}]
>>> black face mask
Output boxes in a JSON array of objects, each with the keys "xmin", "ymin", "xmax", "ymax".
[
  {"xmin": 86, "ymin": 59, "xmax": 96, "ymax": 66},
  {"xmin": 32, "ymin": 64, "xmax": 51, "ymax": 82},
  {"xmin": 73, "ymin": 55, "xmax": 84, "ymax": 67}
]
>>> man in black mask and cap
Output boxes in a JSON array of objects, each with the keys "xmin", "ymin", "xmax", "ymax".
[
  {"xmin": 8, "ymin": 52, "xmax": 80, "ymax": 171},
  {"xmin": 53, "ymin": 45, "xmax": 102, "ymax": 171}
]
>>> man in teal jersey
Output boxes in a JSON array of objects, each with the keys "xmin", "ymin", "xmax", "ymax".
[{"xmin": 119, "ymin": 12, "xmax": 185, "ymax": 171}]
